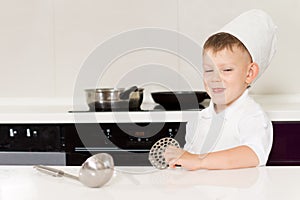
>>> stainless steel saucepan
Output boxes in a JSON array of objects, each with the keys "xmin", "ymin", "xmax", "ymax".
[{"xmin": 85, "ymin": 86, "xmax": 144, "ymax": 111}]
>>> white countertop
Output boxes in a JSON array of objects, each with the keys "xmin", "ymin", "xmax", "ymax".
[
  {"xmin": 0, "ymin": 94, "xmax": 299, "ymax": 123},
  {"xmin": 0, "ymin": 166, "xmax": 299, "ymax": 200}
]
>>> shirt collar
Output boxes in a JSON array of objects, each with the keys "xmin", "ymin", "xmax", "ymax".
[{"xmin": 204, "ymin": 89, "xmax": 249, "ymax": 119}]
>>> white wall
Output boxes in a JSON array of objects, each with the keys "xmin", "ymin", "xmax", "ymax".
[{"xmin": 0, "ymin": 0, "xmax": 299, "ymax": 100}]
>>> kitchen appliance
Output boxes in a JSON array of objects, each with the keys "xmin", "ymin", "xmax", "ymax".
[
  {"xmin": 0, "ymin": 122, "xmax": 187, "ymax": 166},
  {"xmin": 65, "ymin": 122, "xmax": 187, "ymax": 166},
  {"xmin": 0, "ymin": 92, "xmax": 204, "ymax": 166},
  {"xmin": 65, "ymin": 94, "xmax": 200, "ymax": 165},
  {"xmin": 0, "ymin": 125, "xmax": 65, "ymax": 165}
]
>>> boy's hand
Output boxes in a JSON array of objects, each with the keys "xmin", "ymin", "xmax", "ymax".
[{"xmin": 164, "ymin": 146, "xmax": 202, "ymax": 171}]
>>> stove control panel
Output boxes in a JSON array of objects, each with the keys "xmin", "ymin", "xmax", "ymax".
[
  {"xmin": 0, "ymin": 122, "xmax": 186, "ymax": 166},
  {"xmin": 64, "ymin": 122, "xmax": 186, "ymax": 166},
  {"xmin": 0, "ymin": 125, "xmax": 63, "ymax": 151},
  {"xmin": 100, "ymin": 123, "xmax": 183, "ymax": 150}
]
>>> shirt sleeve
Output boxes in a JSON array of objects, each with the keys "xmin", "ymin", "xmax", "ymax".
[{"xmin": 238, "ymin": 111, "xmax": 273, "ymax": 166}]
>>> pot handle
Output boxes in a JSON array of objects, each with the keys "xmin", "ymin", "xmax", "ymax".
[{"xmin": 119, "ymin": 86, "xmax": 138, "ymax": 99}]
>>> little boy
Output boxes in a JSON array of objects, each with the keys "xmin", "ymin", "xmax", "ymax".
[{"xmin": 164, "ymin": 9, "xmax": 277, "ymax": 170}]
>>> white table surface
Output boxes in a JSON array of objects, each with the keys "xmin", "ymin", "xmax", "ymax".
[{"xmin": 0, "ymin": 166, "xmax": 299, "ymax": 200}]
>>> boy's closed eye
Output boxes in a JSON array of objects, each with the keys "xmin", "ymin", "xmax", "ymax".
[
  {"xmin": 223, "ymin": 68, "xmax": 233, "ymax": 72},
  {"xmin": 203, "ymin": 64, "xmax": 215, "ymax": 73},
  {"xmin": 204, "ymin": 68, "xmax": 233, "ymax": 73},
  {"xmin": 204, "ymin": 69, "xmax": 214, "ymax": 73}
]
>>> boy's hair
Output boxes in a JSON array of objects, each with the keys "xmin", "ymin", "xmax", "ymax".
[{"xmin": 203, "ymin": 32, "xmax": 252, "ymax": 60}]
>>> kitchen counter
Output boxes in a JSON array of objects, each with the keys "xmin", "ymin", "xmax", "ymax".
[
  {"xmin": 0, "ymin": 166, "xmax": 299, "ymax": 200},
  {"xmin": 0, "ymin": 94, "xmax": 299, "ymax": 123}
]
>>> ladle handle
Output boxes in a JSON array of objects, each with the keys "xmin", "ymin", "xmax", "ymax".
[{"xmin": 34, "ymin": 165, "xmax": 79, "ymax": 181}]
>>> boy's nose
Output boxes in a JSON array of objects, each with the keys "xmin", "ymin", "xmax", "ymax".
[
  {"xmin": 214, "ymin": 72, "xmax": 221, "ymax": 81},
  {"xmin": 210, "ymin": 69, "xmax": 222, "ymax": 82}
]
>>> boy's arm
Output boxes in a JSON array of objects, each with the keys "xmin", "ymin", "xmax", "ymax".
[{"xmin": 165, "ymin": 145, "xmax": 259, "ymax": 170}]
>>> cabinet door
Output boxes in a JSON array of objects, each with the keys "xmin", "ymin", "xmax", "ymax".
[{"xmin": 267, "ymin": 122, "xmax": 300, "ymax": 166}]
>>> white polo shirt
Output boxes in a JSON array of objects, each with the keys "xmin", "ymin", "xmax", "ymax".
[{"xmin": 184, "ymin": 89, "xmax": 273, "ymax": 166}]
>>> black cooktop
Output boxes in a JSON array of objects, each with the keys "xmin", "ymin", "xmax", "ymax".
[{"xmin": 69, "ymin": 104, "xmax": 205, "ymax": 113}]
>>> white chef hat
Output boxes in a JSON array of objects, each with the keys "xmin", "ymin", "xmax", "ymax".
[{"xmin": 213, "ymin": 9, "xmax": 277, "ymax": 81}]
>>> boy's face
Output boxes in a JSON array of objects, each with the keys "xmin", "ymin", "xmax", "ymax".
[{"xmin": 203, "ymin": 46, "xmax": 253, "ymax": 110}]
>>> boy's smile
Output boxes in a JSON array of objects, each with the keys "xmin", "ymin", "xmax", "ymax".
[{"xmin": 203, "ymin": 45, "xmax": 255, "ymax": 113}]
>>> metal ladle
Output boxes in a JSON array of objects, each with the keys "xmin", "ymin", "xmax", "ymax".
[{"xmin": 34, "ymin": 153, "xmax": 114, "ymax": 188}]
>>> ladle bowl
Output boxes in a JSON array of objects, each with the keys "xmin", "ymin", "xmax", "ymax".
[{"xmin": 79, "ymin": 153, "xmax": 114, "ymax": 187}]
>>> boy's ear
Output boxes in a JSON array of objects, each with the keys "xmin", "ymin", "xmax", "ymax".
[{"xmin": 246, "ymin": 62, "xmax": 259, "ymax": 85}]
